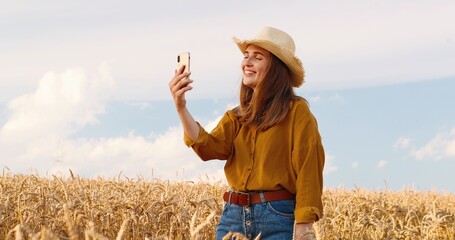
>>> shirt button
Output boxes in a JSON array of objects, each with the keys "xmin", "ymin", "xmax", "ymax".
[
  {"xmin": 245, "ymin": 207, "xmax": 250, "ymax": 212},
  {"xmin": 246, "ymin": 220, "xmax": 251, "ymax": 226}
]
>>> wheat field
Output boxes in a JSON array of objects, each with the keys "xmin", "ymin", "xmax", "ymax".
[{"xmin": 0, "ymin": 172, "xmax": 454, "ymax": 240}]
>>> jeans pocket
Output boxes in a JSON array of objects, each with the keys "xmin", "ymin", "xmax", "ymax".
[
  {"xmin": 266, "ymin": 200, "xmax": 295, "ymax": 218},
  {"xmin": 222, "ymin": 202, "xmax": 230, "ymax": 213}
]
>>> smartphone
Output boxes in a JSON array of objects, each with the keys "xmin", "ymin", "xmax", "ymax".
[{"xmin": 177, "ymin": 52, "xmax": 190, "ymax": 74}]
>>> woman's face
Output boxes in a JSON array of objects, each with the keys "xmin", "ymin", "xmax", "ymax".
[{"xmin": 241, "ymin": 45, "xmax": 271, "ymax": 89}]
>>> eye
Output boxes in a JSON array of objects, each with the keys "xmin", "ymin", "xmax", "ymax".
[{"xmin": 254, "ymin": 53, "xmax": 263, "ymax": 60}]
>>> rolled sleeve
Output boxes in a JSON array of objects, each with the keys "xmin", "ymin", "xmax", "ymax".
[
  {"xmin": 183, "ymin": 111, "xmax": 237, "ymax": 161},
  {"xmin": 295, "ymin": 206, "xmax": 322, "ymax": 223},
  {"xmin": 183, "ymin": 122, "xmax": 207, "ymax": 147}
]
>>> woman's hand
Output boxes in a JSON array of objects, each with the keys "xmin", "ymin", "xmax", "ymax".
[
  {"xmin": 169, "ymin": 65, "xmax": 193, "ymax": 111},
  {"xmin": 294, "ymin": 222, "xmax": 316, "ymax": 240},
  {"xmin": 168, "ymin": 65, "xmax": 199, "ymax": 141}
]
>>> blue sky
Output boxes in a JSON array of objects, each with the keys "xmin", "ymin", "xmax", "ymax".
[{"xmin": 1, "ymin": 1, "xmax": 454, "ymax": 192}]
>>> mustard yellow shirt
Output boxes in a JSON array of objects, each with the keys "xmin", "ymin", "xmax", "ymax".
[{"xmin": 184, "ymin": 98, "xmax": 324, "ymax": 223}]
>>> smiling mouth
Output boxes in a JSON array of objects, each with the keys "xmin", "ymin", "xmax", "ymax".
[{"xmin": 244, "ymin": 70, "xmax": 256, "ymax": 76}]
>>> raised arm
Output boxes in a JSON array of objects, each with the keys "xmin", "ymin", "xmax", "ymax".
[{"xmin": 168, "ymin": 65, "xmax": 199, "ymax": 141}]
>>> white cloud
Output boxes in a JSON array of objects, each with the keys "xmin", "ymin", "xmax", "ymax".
[
  {"xmin": 394, "ymin": 137, "xmax": 412, "ymax": 149},
  {"xmin": 324, "ymin": 154, "xmax": 338, "ymax": 174},
  {"xmin": 351, "ymin": 162, "xmax": 359, "ymax": 168},
  {"xmin": 377, "ymin": 160, "xmax": 387, "ymax": 169},
  {"xmin": 446, "ymin": 129, "xmax": 455, "ymax": 157},
  {"xmin": 0, "ymin": 65, "xmax": 226, "ymax": 183},
  {"xmin": 0, "ymin": 64, "xmax": 113, "ymax": 154},
  {"xmin": 303, "ymin": 93, "xmax": 346, "ymax": 105},
  {"xmin": 308, "ymin": 95, "xmax": 321, "ymax": 103},
  {"xmin": 410, "ymin": 130, "xmax": 455, "ymax": 160},
  {"xmin": 48, "ymin": 127, "xmax": 225, "ymax": 182},
  {"xmin": 395, "ymin": 130, "xmax": 455, "ymax": 161},
  {"xmin": 411, "ymin": 134, "xmax": 446, "ymax": 160},
  {"xmin": 130, "ymin": 102, "xmax": 153, "ymax": 110},
  {"xmin": 328, "ymin": 94, "xmax": 347, "ymax": 105},
  {"xmin": 446, "ymin": 140, "xmax": 455, "ymax": 157}
]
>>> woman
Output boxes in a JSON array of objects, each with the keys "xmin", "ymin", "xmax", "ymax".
[{"xmin": 169, "ymin": 26, "xmax": 324, "ymax": 240}]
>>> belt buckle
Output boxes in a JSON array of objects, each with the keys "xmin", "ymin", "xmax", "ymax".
[{"xmin": 238, "ymin": 192, "xmax": 250, "ymax": 206}]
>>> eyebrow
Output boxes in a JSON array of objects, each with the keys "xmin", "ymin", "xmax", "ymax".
[{"xmin": 244, "ymin": 51, "xmax": 266, "ymax": 56}]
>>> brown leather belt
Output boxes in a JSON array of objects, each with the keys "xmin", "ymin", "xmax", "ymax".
[{"xmin": 223, "ymin": 189, "xmax": 295, "ymax": 206}]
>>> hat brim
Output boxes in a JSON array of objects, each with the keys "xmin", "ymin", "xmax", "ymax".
[{"xmin": 233, "ymin": 37, "xmax": 305, "ymax": 87}]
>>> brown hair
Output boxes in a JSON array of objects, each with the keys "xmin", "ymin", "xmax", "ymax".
[{"xmin": 234, "ymin": 54, "xmax": 298, "ymax": 130}]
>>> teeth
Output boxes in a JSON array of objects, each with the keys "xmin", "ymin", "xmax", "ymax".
[{"xmin": 245, "ymin": 70, "xmax": 255, "ymax": 74}]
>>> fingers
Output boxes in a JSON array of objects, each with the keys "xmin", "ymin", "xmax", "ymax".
[
  {"xmin": 169, "ymin": 70, "xmax": 193, "ymax": 101},
  {"xmin": 174, "ymin": 64, "xmax": 189, "ymax": 77},
  {"xmin": 172, "ymin": 79, "xmax": 193, "ymax": 94},
  {"xmin": 169, "ymin": 76, "xmax": 193, "ymax": 93},
  {"xmin": 175, "ymin": 84, "xmax": 193, "ymax": 97},
  {"xmin": 169, "ymin": 68, "xmax": 191, "ymax": 88}
]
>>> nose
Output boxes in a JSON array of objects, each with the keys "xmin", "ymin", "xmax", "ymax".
[{"xmin": 243, "ymin": 56, "xmax": 253, "ymax": 67}]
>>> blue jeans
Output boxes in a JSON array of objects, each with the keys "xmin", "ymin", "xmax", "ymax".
[{"xmin": 216, "ymin": 196, "xmax": 295, "ymax": 240}]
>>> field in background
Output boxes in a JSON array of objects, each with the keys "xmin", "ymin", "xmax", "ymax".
[{"xmin": 0, "ymin": 173, "xmax": 454, "ymax": 240}]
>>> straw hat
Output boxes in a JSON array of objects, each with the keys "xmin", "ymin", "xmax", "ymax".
[{"xmin": 233, "ymin": 26, "xmax": 305, "ymax": 87}]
